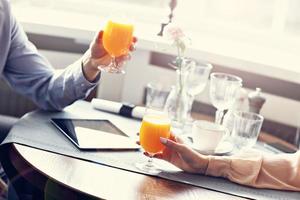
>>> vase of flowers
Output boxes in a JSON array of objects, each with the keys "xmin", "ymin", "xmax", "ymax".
[{"xmin": 163, "ymin": 25, "xmax": 192, "ymax": 132}]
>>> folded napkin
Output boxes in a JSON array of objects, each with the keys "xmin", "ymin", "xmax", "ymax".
[{"xmin": 91, "ymin": 98, "xmax": 145, "ymax": 119}]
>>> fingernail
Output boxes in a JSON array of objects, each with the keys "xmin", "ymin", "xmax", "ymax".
[{"xmin": 160, "ymin": 137, "xmax": 167, "ymax": 144}]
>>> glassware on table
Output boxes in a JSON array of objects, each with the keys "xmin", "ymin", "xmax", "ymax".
[
  {"xmin": 164, "ymin": 59, "xmax": 212, "ymax": 134},
  {"xmin": 232, "ymin": 111, "xmax": 264, "ymax": 150},
  {"xmin": 102, "ymin": 17, "xmax": 134, "ymax": 74},
  {"xmin": 136, "ymin": 109, "xmax": 171, "ymax": 174},
  {"xmin": 136, "ymin": 83, "xmax": 171, "ymax": 174},
  {"xmin": 164, "ymin": 85, "xmax": 191, "ymax": 133},
  {"xmin": 209, "ymin": 73, "xmax": 242, "ymax": 124},
  {"xmin": 185, "ymin": 60, "xmax": 212, "ymax": 119},
  {"xmin": 185, "ymin": 61, "xmax": 213, "ymax": 97},
  {"xmin": 145, "ymin": 82, "xmax": 171, "ymax": 109}
]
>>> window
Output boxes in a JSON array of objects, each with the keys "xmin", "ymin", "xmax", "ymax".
[
  {"xmin": 10, "ymin": 0, "xmax": 300, "ymax": 79},
  {"xmin": 174, "ymin": 0, "xmax": 300, "ymax": 40},
  {"xmin": 286, "ymin": 0, "xmax": 300, "ymax": 35},
  {"xmin": 12, "ymin": 0, "xmax": 300, "ymax": 39},
  {"xmin": 11, "ymin": 0, "xmax": 170, "ymax": 29}
]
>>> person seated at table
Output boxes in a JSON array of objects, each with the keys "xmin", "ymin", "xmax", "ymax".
[
  {"xmin": 0, "ymin": 0, "xmax": 136, "ymax": 141},
  {"xmin": 152, "ymin": 134, "xmax": 300, "ymax": 191}
]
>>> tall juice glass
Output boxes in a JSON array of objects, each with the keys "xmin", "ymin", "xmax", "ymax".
[
  {"xmin": 102, "ymin": 20, "xmax": 134, "ymax": 73},
  {"xmin": 136, "ymin": 113, "xmax": 171, "ymax": 174},
  {"xmin": 140, "ymin": 115, "xmax": 170, "ymax": 154}
]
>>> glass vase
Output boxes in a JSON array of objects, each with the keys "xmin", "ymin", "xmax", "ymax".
[{"xmin": 164, "ymin": 69, "xmax": 192, "ymax": 134}]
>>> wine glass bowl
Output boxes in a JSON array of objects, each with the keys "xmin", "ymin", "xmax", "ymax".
[
  {"xmin": 103, "ymin": 20, "xmax": 134, "ymax": 57},
  {"xmin": 184, "ymin": 60, "xmax": 212, "ymax": 123},
  {"xmin": 185, "ymin": 61, "xmax": 213, "ymax": 96},
  {"xmin": 102, "ymin": 15, "xmax": 134, "ymax": 73},
  {"xmin": 139, "ymin": 114, "xmax": 171, "ymax": 154},
  {"xmin": 209, "ymin": 73, "xmax": 242, "ymax": 124},
  {"xmin": 136, "ymin": 109, "xmax": 171, "ymax": 174}
]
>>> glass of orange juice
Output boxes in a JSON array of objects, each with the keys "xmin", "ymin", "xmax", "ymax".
[
  {"xmin": 136, "ymin": 83, "xmax": 171, "ymax": 174},
  {"xmin": 102, "ymin": 16, "xmax": 134, "ymax": 74}
]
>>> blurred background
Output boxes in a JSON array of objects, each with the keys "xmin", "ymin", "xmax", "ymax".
[{"xmin": 1, "ymin": 0, "xmax": 300, "ymax": 145}]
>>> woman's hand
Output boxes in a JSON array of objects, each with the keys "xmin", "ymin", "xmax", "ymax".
[
  {"xmin": 145, "ymin": 134, "xmax": 209, "ymax": 174},
  {"xmin": 81, "ymin": 30, "xmax": 137, "ymax": 82}
]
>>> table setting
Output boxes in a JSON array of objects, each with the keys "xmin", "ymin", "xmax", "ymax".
[
  {"xmin": 91, "ymin": 24, "xmax": 266, "ymax": 158},
  {"xmin": 4, "ymin": 100, "xmax": 300, "ymax": 200}
]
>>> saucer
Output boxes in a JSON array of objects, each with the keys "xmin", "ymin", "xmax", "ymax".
[{"xmin": 181, "ymin": 134, "xmax": 233, "ymax": 156}]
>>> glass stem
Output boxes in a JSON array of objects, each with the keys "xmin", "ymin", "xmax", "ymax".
[
  {"xmin": 111, "ymin": 57, "xmax": 117, "ymax": 68},
  {"xmin": 215, "ymin": 109, "xmax": 224, "ymax": 124},
  {"xmin": 187, "ymin": 95, "xmax": 194, "ymax": 119},
  {"xmin": 146, "ymin": 156, "xmax": 154, "ymax": 168}
]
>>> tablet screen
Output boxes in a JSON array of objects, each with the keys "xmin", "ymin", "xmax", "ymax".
[{"xmin": 51, "ymin": 118, "xmax": 139, "ymax": 150}]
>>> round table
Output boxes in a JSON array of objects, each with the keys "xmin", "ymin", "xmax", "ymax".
[{"xmin": 0, "ymin": 143, "xmax": 247, "ymax": 200}]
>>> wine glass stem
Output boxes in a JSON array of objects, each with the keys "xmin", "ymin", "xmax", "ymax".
[
  {"xmin": 146, "ymin": 156, "xmax": 154, "ymax": 168},
  {"xmin": 215, "ymin": 109, "xmax": 224, "ymax": 124},
  {"xmin": 188, "ymin": 96, "xmax": 194, "ymax": 119},
  {"xmin": 112, "ymin": 57, "xmax": 117, "ymax": 68}
]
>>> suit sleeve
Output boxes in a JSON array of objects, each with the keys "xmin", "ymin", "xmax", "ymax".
[{"xmin": 3, "ymin": 2, "xmax": 99, "ymax": 110}]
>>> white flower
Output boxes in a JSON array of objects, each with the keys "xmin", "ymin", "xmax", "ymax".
[
  {"xmin": 163, "ymin": 24, "xmax": 190, "ymax": 57},
  {"xmin": 164, "ymin": 24, "xmax": 185, "ymax": 41}
]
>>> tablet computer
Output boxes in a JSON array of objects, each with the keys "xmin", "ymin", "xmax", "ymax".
[{"xmin": 51, "ymin": 118, "xmax": 140, "ymax": 150}]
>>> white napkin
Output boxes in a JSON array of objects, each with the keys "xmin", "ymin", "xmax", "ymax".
[{"xmin": 91, "ymin": 98, "xmax": 145, "ymax": 119}]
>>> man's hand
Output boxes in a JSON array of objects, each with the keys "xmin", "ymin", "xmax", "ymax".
[
  {"xmin": 81, "ymin": 31, "xmax": 137, "ymax": 82},
  {"xmin": 144, "ymin": 133, "xmax": 209, "ymax": 174}
]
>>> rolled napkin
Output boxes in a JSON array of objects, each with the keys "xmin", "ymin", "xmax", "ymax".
[{"xmin": 91, "ymin": 98, "xmax": 146, "ymax": 119}]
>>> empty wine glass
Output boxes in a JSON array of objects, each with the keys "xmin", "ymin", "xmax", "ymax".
[
  {"xmin": 185, "ymin": 60, "xmax": 213, "ymax": 118},
  {"xmin": 186, "ymin": 60, "xmax": 213, "ymax": 96},
  {"xmin": 209, "ymin": 73, "xmax": 242, "ymax": 124}
]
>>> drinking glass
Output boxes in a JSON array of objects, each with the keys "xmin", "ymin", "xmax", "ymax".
[
  {"xmin": 145, "ymin": 82, "xmax": 170, "ymax": 109},
  {"xmin": 209, "ymin": 73, "xmax": 242, "ymax": 124},
  {"xmin": 102, "ymin": 16, "xmax": 134, "ymax": 74},
  {"xmin": 232, "ymin": 111, "xmax": 264, "ymax": 150},
  {"xmin": 136, "ymin": 83, "xmax": 171, "ymax": 174}
]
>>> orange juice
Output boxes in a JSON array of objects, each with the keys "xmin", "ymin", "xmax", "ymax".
[
  {"xmin": 103, "ymin": 20, "xmax": 134, "ymax": 57},
  {"xmin": 139, "ymin": 115, "xmax": 171, "ymax": 154}
]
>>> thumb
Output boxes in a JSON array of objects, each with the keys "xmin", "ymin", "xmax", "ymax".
[
  {"xmin": 94, "ymin": 30, "xmax": 104, "ymax": 43},
  {"xmin": 160, "ymin": 137, "xmax": 186, "ymax": 153}
]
